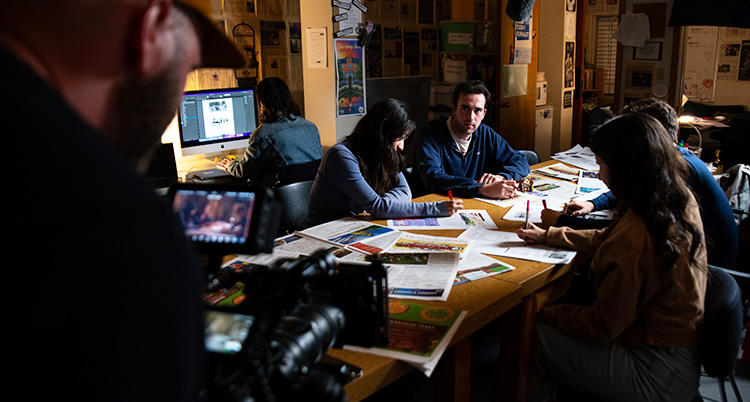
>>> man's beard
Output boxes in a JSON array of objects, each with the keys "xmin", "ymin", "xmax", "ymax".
[{"xmin": 103, "ymin": 64, "xmax": 184, "ymax": 174}]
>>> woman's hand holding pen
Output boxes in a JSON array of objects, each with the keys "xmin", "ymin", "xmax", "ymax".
[
  {"xmin": 516, "ymin": 222, "xmax": 548, "ymax": 244},
  {"xmin": 445, "ymin": 191, "xmax": 464, "ymax": 216},
  {"xmin": 445, "ymin": 199, "xmax": 464, "ymax": 215},
  {"xmin": 563, "ymin": 199, "xmax": 595, "ymax": 216},
  {"xmin": 540, "ymin": 209, "xmax": 562, "ymax": 229}
]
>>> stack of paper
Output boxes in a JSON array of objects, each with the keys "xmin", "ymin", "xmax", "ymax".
[{"xmin": 550, "ymin": 145, "xmax": 600, "ymax": 171}]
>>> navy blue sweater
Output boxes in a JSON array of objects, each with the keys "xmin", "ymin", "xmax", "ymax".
[{"xmin": 414, "ymin": 116, "xmax": 530, "ymax": 198}]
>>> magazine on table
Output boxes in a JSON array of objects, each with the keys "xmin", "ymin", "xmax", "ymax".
[
  {"xmin": 377, "ymin": 252, "xmax": 460, "ymax": 301},
  {"xmin": 384, "ymin": 231, "xmax": 474, "ymax": 259},
  {"xmin": 343, "ymin": 301, "xmax": 467, "ymax": 377},
  {"xmin": 298, "ymin": 218, "xmax": 397, "ymax": 247},
  {"xmin": 530, "ymin": 162, "xmax": 581, "ymax": 181},
  {"xmin": 453, "ymin": 252, "xmax": 516, "ymax": 286},
  {"xmin": 387, "ymin": 209, "xmax": 498, "ymax": 230}
]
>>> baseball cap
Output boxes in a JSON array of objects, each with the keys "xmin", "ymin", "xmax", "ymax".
[{"xmin": 175, "ymin": 0, "xmax": 245, "ymax": 68}]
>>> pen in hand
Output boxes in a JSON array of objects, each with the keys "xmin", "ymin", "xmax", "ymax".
[
  {"xmin": 542, "ymin": 199, "xmax": 548, "ymax": 209},
  {"xmin": 525, "ymin": 200, "xmax": 530, "ymax": 229}
]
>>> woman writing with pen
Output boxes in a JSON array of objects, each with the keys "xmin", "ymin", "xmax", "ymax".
[
  {"xmin": 300, "ymin": 98, "xmax": 464, "ymax": 229},
  {"xmin": 516, "ymin": 112, "xmax": 707, "ymax": 402}
]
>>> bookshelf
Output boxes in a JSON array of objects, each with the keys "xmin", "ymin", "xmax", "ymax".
[{"xmin": 583, "ymin": 68, "xmax": 606, "ymax": 105}]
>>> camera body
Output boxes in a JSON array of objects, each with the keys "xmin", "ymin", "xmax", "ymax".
[
  {"xmin": 202, "ymin": 251, "xmax": 389, "ymax": 402},
  {"xmin": 168, "ymin": 184, "xmax": 389, "ymax": 402}
]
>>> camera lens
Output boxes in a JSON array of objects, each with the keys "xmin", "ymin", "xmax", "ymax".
[{"xmin": 271, "ymin": 303, "xmax": 345, "ymax": 378}]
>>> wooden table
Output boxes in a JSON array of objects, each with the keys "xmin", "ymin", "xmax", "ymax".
[{"xmin": 327, "ymin": 175, "xmax": 578, "ymax": 402}]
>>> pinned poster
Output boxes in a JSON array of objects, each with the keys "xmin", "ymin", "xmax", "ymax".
[
  {"xmin": 335, "ymin": 38, "xmax": 366, "ymax": 116},
  {"xmin": 513, "ymin": 17, "xmax": 532, "ymax": 64}
]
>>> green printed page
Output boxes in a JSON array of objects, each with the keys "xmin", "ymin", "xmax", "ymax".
[{"xmin": 378, "ymin": 301, "xmax": 464, "ymax": 359}]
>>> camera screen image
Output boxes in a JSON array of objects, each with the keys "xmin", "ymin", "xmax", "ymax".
[
  {"xmin": 204, "ymin": 310, "xmax": 255, "ymax": 355},
  {"xmin": 172, "ymin": 187, "xmax": 255, "ymax": 246}
]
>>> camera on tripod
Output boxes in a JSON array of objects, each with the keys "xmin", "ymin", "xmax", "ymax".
[{"xmin": 169, "ymin": 183, "xmax": 390, "ymax": 402}]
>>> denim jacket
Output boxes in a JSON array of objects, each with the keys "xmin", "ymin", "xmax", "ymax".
[{"xmin": 226, "ymin": 115, "xmax": 322, "ymax": 185}]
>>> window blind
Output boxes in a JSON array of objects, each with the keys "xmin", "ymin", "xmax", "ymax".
[{"xmin": 595, "ymin": 16, "xmax": 618, "ymax": 95}]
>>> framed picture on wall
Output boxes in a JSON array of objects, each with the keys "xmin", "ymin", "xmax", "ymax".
[{"xmin": 633, "ymin": 42, "xmax": 663, "ymax": 61}]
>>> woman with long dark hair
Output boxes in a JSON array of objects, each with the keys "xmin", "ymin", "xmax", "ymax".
[
  {"xmin": 218, "ymin": 77, "xmax": 322, "ymax": 184},
  {"xmin": 516, "ymin": 112, "xmax": 707, "ymax": 402},
  {"xmin": 301, "ymin": 98, "xmax": 463, "ymax": 229}
]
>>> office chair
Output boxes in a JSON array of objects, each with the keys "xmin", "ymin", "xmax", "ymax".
[
  {"xmin": 694, "ymin": 265, "xmax": 745, "ymax": 402},
  {"xmin": 519, "ymin": 149, "xmax": 540, "ymax": 166},
  {"xmin": 274, "ymin": 179, "xmax": 314, "ymax": 236},
  {"xmin": 273, "ymin": 159, "xmax": 321, "ymax": 187}
]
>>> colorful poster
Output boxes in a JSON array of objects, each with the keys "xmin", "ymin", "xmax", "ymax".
[{"xmin": 335, "ymin": 38, "xmax": 366, "ymax": 116}]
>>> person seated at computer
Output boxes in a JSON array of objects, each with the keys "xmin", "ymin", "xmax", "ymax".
[
  {"xmin": 300, "ymin": 98, "xmax": 464, "ymax": 229},
  {"xmin": 516, "ymin": 112, "xmax": 707, "ymax": 402},
  {"xmin": 540, "ymin": 98, "xmax": 738, "ymax": 269},
  {"xmin": 217, "ymin": 77, "xmax": 322, "ymax": 185},
  {"xmin": 414, "ymin": 79, "xmax": 530, "ymax": 200}
]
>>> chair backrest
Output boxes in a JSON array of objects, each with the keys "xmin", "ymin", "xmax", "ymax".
[
  {"xmin": 274, "ymin": 159, "xmax": 321, "ymax": 187},
  {"xmin": 274, "ymin": 180, "xmax": 314, "ymax": 235},
  {"xmin": 519, "ymin": 150, "xmax": 540, "ymax": 166},
  {"xmin": 698, "ymin": 265, "xmax": 744, "ymax": 378}
]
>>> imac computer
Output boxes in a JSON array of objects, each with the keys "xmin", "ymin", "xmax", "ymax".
[{"xmin": 177, "ymin": 88, "xmax": 257, "ymax": 160}]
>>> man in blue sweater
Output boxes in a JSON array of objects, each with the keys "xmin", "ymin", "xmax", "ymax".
[
  {"xmin": 415, "ymin": 80, "xmax": 530, "ymax": 199},
  {"xmin": 542, "ymin": 98, "xmax": 738, "ymax": 269}
]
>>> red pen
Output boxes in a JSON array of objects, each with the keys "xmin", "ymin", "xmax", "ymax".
[
  {"xmin": 448, "ymin": 190, "xmax": 453, "ymax": 200},
  {"xmin": 525, "ymin": 200, "xmax": 530, "ymax": 229}
]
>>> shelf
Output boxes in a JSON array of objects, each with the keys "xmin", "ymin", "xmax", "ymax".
[{"xmin": 583, "ymin": 68, "xmax": 606, "ymax": 105}]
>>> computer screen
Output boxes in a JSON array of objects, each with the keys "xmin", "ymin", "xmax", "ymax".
[{"xmin": 177, "ymin": 88, "xmax": 257, "ymax": 157}]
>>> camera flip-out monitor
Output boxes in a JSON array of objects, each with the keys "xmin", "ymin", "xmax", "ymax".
[{"xmin": 169, "ymin": 183, "xmax": 280, "ymax": 256}]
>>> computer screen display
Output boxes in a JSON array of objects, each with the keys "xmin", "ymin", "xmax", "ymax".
[{"xmin": 177, "ymin": 88, "xmax": 257, "ymax": 157}]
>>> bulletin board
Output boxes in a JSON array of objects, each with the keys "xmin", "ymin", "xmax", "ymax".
[{"xmin": 683, "ymin": 26, "xmax": 718, "ymax": 101}]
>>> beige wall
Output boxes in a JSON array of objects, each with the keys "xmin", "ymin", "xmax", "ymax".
[
  {"xmin": 300, "ymin": 0, "xmax": 338, "ymax": 149},
  {"xmin": 538, "ymin": 0, "xmax": 574, "ymax": 156}
]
